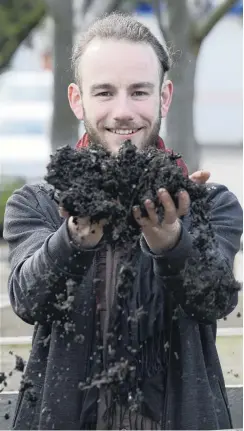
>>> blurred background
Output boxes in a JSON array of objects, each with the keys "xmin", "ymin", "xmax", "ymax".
[{"xmin": 0, "ymin": 0, "xmax": 243, "ymax": 409}]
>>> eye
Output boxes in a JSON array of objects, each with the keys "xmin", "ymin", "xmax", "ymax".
[
  {"xmin": 96, "ymin": 92, "xmax": 112, "ymax": 97},
  {"xmin": 133, "ymin": 91, "xmax": 148, "ymax": 97}
]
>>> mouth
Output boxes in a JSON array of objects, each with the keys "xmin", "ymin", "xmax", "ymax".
[{"xmin": 105, "ymin": 128, "xmax": 142, "ymax": 136}]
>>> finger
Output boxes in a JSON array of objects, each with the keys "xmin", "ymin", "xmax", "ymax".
[
  {"xmin": 177, "ymin": 191, "xmax": 190, "ymax": 217},
  {"xmin": 132, "ymin": 206, "xmax": 151, "ymax": 228},
  {"xmin": 59, "ymin": 207, "xmax": 69, "ymax": 218},
  {"xmin": 132, "ymin": 205, "xmax": 142, "ymax": 225},
  {"xmin": 189, "ymin": 170, "xmax": 210, "ymax": 184},
  {"xmin": 90, "ymin": 219, "xmax": 107, "ymax": 234},
  {"xmin": 98, "ymin": 218, "xmax": 109, "ymax": 228},
  {"xmin": 144, "ymin": 199, "xmax": 159, "ymax": 225},
  {"xmin": 71, "ymin": 216, "xmax": 91, "ymax": 229},
  {"xmin": 196, "ymin": 170, "xmax": 210, "ymax": 183},
  {"xmin": 157, "ymin": 189, "xmax": 177, "ymax": 225}
]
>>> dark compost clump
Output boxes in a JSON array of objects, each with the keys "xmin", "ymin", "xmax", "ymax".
[
  {"xmin": 45, "ymin": 144, "xmax": 126, "ymax": 242},
  {"xmin": 45, "ymin": 141, "xmax": 205, "ymax": 243}
]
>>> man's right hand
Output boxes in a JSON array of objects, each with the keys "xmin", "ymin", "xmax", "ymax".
[{"xmin": 59, "ymin": 207, "xmax": 105, "ymax": 248}]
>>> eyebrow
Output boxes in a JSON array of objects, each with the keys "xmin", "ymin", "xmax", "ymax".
[
  {"xmin": 90, "ymin": 82, "xmax": 155, "ymax": 94},
  {"xmin": 90, "ymin": 83, "xmax": 114, "ymax": 94},
  {"xmin": 129, "ymin": 82, "xmax": 155, "ymax": 91}
]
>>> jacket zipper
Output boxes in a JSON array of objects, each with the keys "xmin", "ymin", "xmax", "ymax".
[
  {"xmin": 84, "ymin": 254, "xmax": 98, "ymax": 381},
  {"xmin": 103, "ymin": 244, "xmax": 116, "ymax": 369},
  {"xmin": 162, "ymin": 299, "xmax": 173, "ymax": 429},
  {"xmin": 162, "ymin": 370, "xmax": 169, "ymax": 429}
]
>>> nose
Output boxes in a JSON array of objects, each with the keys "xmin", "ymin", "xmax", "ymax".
[{"xmin": 112, "ymin": 94, "xmax": 134, "ymax": 123}]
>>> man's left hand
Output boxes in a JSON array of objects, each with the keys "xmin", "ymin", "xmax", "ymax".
[
  {"xmin": 189, "ymin": 169, "xmax": 210, "ymax": 184},
  {"xmin": 133, "ymin": 189, "xmax": 190, "ymax": 254},
  {"xmin": 133, "ymin": 169, "xmax": 210, "ymax": 254}
]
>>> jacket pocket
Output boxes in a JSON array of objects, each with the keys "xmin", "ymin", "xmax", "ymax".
[{"xmin": 218, "ymin": 380, "xmax": 233, "ymax": 429}]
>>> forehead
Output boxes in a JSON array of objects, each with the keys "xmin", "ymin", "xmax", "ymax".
[{"xmin": 79, "ymin": 39, "xmax": 160, "ymax": 88}]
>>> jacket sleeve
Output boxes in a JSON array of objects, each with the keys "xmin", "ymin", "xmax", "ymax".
[
  {"xmin": 140, "ymin": 183, "xmax": 243, "ymax": 323},
  {"xmin": 3, "ymin": 184, "xmax": 98, "ymax": 325}
]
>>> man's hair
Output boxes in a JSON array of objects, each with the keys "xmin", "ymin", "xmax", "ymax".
[{"xmin": 71, "ymin": 12, "xmax": 171, "ymax": 86}]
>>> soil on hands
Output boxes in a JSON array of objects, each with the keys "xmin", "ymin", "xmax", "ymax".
[
  {"xmin": 45, "ymin": 140, "xmax": 240, "ymax": 321},
  {"xmin": 45, "ymin": 140, "xmax": 206, "ymax": 244}
]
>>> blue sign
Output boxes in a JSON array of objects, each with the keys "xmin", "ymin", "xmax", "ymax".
[
  {"xmin": 135, "ymin": 0, "xmax": 242, "ymax": 16},
  {"xmin": 135, "ymin": 2, "xmax": 153, "ymax": 14},
  {"xmin": 229, "ymin": 0, "xmax": 243, "ymax": 14}
]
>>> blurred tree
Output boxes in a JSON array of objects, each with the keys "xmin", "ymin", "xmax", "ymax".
[
  {"xmin": 44, "ymin": 0, "xmax": 77, "ymax": 152},
  {"xmin": 45, "ymin": 0, "xmax": 137, "ymax": 153},
  {"xmin": 152, "ymin": 0, "xmax": 238, "ymax": 172},
  {"xmin": 0, "ymin": 0, "xmax": 46, "ymax": 72}
]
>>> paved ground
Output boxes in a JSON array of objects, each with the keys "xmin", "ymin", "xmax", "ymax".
[{"xmin": 1, "ymin": 389, "xmax": 243, "ymax": 430}]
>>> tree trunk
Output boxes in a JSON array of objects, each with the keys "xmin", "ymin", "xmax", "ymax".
[
  {"xmin": 50, "ymin": 0, "xmax": 78, "ymax": 153},
  {"xmin": 167, "ymin": 53, "xmax": 198, "ymax": 173},
  {"xmin": 165, "ymin": 0, "xmax": 199, "ymax": 173}
]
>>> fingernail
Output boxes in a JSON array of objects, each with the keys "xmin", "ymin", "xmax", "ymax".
[
  {"xmin": 146, "ymin": 199, "xmax": 154, "ymax": 208},
  {"xmin": 158, "ymin": 188, "xmax": 166, "ymax": 194},
  {"xmin": 133, "ymin": 205, "xmax": 139, "ymax": 211}
]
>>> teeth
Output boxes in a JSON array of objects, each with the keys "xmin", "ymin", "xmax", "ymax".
[{"xmin": 111, "ymin": 129, "xmax": 137, "ymax": 135}]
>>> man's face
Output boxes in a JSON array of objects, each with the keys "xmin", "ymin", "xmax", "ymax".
[{"xmin": 69, "ymin": 39, "xmax": 173, "ymax": 153}]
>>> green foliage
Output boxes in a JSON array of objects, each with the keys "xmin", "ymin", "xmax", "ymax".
[
  {"xmin": 0, "ymin": 177, "xmax": 26, "ymax": 235},
  {"xmin": 0, "ymin": 0, "xmax": 46, "ymax": 71}
]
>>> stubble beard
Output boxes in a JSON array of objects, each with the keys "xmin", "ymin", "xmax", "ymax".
[{"xmin": 82, "ymin": 107, "xmax": 162, "ymax": 152}]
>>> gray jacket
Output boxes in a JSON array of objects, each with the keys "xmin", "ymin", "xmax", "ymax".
[{"xmin": 3, "ymin": 182, "xmax": 243, "ymax": 430}]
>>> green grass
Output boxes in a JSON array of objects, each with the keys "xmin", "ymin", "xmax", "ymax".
[{"xmin": 0, "ymin": 178, "xmax": 26, "ymax": 230}]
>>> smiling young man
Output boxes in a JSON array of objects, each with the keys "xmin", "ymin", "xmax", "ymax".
[
  {"xmin": 69, "ymin": 28, "xmax": 170, "ymax": 154},
  {"xmin": 4, "ymin": 12, "xmax": 243, "ymax": 431}
]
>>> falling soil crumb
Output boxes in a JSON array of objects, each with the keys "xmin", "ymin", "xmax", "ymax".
[
  {"xmin": 164, "ymin": 342, "xmax": 170, "ymax": 351},
  {"xmin": 15, "ymin": 355, "xmax": 26, "ymax": 372},
  {"xmin": 74, "ymin": 334, "xmax": 85, "ymax": 344},
  {"xmin": 4, "ymin": 413, "xmax": 10, "ymax": 420},
  {"xmin": 0, "ymin": 372, "xmax": 7, "ymax": 384},
  {"xmin": 234, "ymin": 373, "xmax": 239, "ymax": 378},
  {"xmin": 237, "ymin": 312, "xmax": 241, "ymax": 318}
]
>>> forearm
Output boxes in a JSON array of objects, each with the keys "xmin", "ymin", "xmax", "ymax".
[
  {"xmin": 141, "ymin": 223, "xmax": 241, "ymax": 323},
  {"xmin": 4, "ymin": 185, "xmax": 102, "ymax": 325},
  {"xmin": 8, "ymin": 220, "xmax": 98, "ymax": 325}
]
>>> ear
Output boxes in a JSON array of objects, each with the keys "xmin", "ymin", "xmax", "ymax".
[
  {"xmin": 160, "ymin": 79, "xmax": 173, "ymax": 118},
  {"xmin": 68, "ymin": 83, "xmax": 84, "ymax": 120}
]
